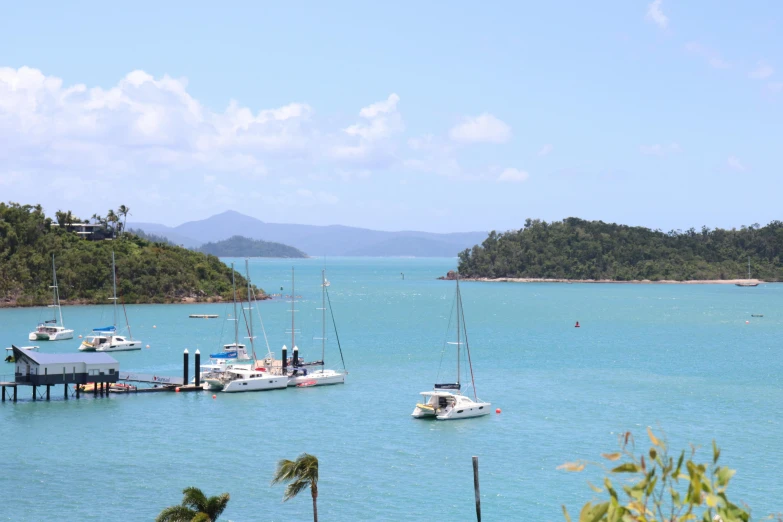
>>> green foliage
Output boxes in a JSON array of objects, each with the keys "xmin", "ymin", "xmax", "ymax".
[
  {"xmin": 0, "ymin": 202, "xmax": 260, "ymax": 305},
  {"xmin": 271, "ymin": 453, "xmax": 320, "ymax": 522},
  {"xmin": 156, "ymin": 486, "xmax": 230, "ymax": 522},
  {"xmin": 560, "ymin": 429, "xmax": 750, "ymax": 522},
  {"xmin": 199, "ymin": 235, "xmax": 307, "ymax": 258},
  {"xmin": 127, "ymin": 228, "xmax": 176, "ymax": 246},
  {"xmin": 458, "ymin": 218, "xmax": 783, "ymax": 281}
]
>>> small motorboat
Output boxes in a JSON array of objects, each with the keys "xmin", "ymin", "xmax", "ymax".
[{"xmin": 751, "ymin": 314, "xmax": 764, "ymax": 318}]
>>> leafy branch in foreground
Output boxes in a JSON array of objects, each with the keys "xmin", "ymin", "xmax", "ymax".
[{"xmin": 559, "ymin": 428, "xmax": 750, "ymax": 522}]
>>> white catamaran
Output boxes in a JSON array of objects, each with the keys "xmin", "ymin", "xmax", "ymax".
[
  {"xmin": 412, "ymin": 274, "xmax": 491, "ymax": 420},
  {"xmin": 29, "ymin": 254, "xmax": 74, "ymax": 341},
  {"xmin": 204, "ymin": 260, "xmax": 288, "ymax": 393},
  {"xmin": 79, "ymin": 251, "xmax": 142, "ymax": 352}
]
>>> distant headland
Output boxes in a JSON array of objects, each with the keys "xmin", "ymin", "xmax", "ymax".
[{"xmin": 447, "ymin": 218, "xmax": 783, "ymax": 283}]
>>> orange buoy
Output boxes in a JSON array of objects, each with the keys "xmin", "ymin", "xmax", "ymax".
[
  {"xmin": 175, "ymin": 387, "xmax": 181, "ymax": 392},
  {"xmin": 212, "ymin": 394, "xmax": 217, "ymax": 399},
  {"xmin": 496, "ymin": 408, "xmax": 501, "ymax": 414}
]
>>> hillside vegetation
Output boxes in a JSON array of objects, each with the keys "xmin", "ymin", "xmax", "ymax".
[
  {"xmin": 198, "ymin": 235, "xmax": 307, "ymax": 258},
  {"xmin": 458, "ymin": 217, "xmax": 783, "ymax": 281},
  {"xmin": 0, "ymin": 202, "xmax": 261, "ymax": 306}
]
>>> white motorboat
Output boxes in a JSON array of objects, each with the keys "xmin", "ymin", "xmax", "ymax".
[
  {"xmin": 29, "ymin": 255, "xmax": 74, "ymax": 341},
  {"xmin": 412, "ymin": 274, "xmax": 490, "ymax": 421},
  {"xmin": 79, "ymin": 251, "xmax": 142, "ymax": 352}
]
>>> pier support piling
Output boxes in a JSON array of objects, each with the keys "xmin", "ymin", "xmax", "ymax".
[
  {"xmin": 473, "ymin": 456, "xmax": 481, "ymax": 522},
  {"xmin": 64, "ymin": 383, "xmax": 68, "ymax": 400},
  {"xmin": 32, "ymin": 385, "xmax": 36, "ymax": 401},
  {"xmin": 76, "ymin": 384, "xmax": 80, "ymax": 399},
  {"xmin": 46, "ymin": 384, "xmax": 50, "ymax": 401},
  {"xmin": 93, "ymin": 383, "xmax": 97, "ymax": 397},
  {"xmin": 1, "ymin": 386, "xmax": 4, "ymax": 402},
  {"xmin": 194, "ymin": 350, "xmax": 201, "ymax": 388},
  {"xmin": 183, "ymin": 349, "xmax": 189, "ymax": 386},
  {"xmin": 13, "ymin": 385, "xmax": 17, "ymax": 402}
]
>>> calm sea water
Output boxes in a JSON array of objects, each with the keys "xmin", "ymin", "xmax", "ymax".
[{"xmin": 1, "ymin": 257, "xmax": 781, "ymax": 521}]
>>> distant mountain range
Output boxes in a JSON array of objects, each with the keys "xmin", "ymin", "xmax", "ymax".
[{"xmin": 129, "ymin": 211, "xmax": 487, "ymax": 257}]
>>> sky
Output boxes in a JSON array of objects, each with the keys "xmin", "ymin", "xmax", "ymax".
[{"xmin": 0, "ymin": 1, "xmax": 781, "ymax": 233}]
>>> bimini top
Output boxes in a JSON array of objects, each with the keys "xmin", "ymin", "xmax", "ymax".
[
  {"xmin": 91, "ymin": 326, "xmax": 116, "ymax": 333},
  {"xmin": 13, "ymin": 346, "xmax": 118, "ymax": 365}
]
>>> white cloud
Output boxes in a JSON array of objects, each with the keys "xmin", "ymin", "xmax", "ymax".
[
  {"xmin": 330, "ymin": 93, "xmax": 403, "ymax": 167},
  {"xmin": 749, "ymin": 61, "xmax": 774, "ymax": 80},
  {"xmin": 538, "ymin": 144, "xmax": 553, "ymax": 156},
  {"xmin": 497, "ymin": 168, "xmax": 529, "ymax": 183},
  {"xmin": 685, "ymin": 42, "xmax": 730, "ymax": 70},
  {"xmin": 449, "ymin": 113, "xmax": 511, "ymax": 144},
  {"xmin": 646, "ymin": 0, "xmax": 668, "ymax": 29},
  {"xmin": 767, "ymin": 82, "xmax": 783, "ymax": 93},
  {"xmin": 640, "ymin": 143, "xmax": 680, "ymax": 156},
  {"xmin": 727, "ymin": 156, "xmax": 747, "ymax": 172}
]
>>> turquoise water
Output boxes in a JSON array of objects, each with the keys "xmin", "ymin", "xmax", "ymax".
[{"xmin": 1, "ymin": 257, "xmax": 782, "ymax": 521}]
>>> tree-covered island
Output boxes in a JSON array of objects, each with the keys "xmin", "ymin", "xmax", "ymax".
[
  {"xmin": 198, "ymin": 235, "xmax": 307, "ymax": 258},
  {"xmin": 456, "ymin": 218, "xmax": 783, "ymax": 282},
  {"xmin": 0, "ymin": 202, "xmax": 263, "ymax": 306}
]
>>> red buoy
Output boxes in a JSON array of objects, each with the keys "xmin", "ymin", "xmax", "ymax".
[
  {"xmin": 175, "ymin": 387, "xmax": 181, "ymax": 393},
  {"xmin": 495, "ymin": 408, "xmax": 501, "ymax": 414},
  {"xmin": 575, "ymin": 321, "xmax": 580, "ymax": 328},
  {"xmin": 212, "ymin": 394, "xmax": 217, "ymax": 399}
]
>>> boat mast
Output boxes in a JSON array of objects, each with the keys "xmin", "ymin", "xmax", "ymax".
[
  {"xmin": 51, "ymin": 254, "xmax": 64, "ymax": 326},
  {"xmin": 111, "ymin": 251, "xmax": 118, "ymax": 329},
  {"xmin": 245, "ymin": 259, "xmax": 256, "ymax": 362},
  {"xmin": 231, "ymin": 263, "xmax": 238, "ymax": 346},
  {"xmin": 748, "ymin": 256, "xmax": 751, "ymax": 279},
  {"xmin": 321, "ymin": 269, "xmax": 326, "ymax": 364},
  {"xmin": 291, "ymin": 266, "xmax": 295, "ymax": 350},
  {"xmin": 456, "ymin": 272, "xmax": 460, "ymax": 388}
]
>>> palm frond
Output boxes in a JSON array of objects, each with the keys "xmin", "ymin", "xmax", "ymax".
[
  {"xmin": 283, "ymin": 479, "xmax": 311, "ymax": 502},
  {"xmin": 182, "ymin": 487, "xmax": 209, "ymax": 512},
  {"xmin": 271, "ymin": 459, "xmax": 298, "ymax": 485},
  {"xmin": 205, "ymin": 493, "xmax": 230, "ymax": 519},
  {"xmin": 155, "ymin": 505, "xmax": 198, "ymax": 522}
]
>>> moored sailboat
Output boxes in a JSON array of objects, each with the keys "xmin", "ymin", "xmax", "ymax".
[
  {"xmin": 79, "ymin": 252, "xmax": 142, "ymax": 352},
  {"xmin": 412, "ymin": 274, "xmax": 490, "ymax": 420},
  {"xmin": 735, "ymin": 257, "xmax": 759, "ymax": 287},
  {"xmin": 29, "ymin": 255, "xmax": 74, "ymax": 341}
]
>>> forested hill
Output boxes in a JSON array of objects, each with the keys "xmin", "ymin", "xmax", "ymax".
[
  {"xmin": 198, "ymin": 235, "xmax": 307, "ymax": 258},
  {"xmin": 0, "ymin": 202, "xmax": 262, "ymax": 306},
  {"xmin": 458, "ymin": 218, "xmax": 783, "ymax": 281}
]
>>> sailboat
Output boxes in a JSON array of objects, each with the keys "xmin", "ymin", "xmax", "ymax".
[
  {"xmin": 412, "ymin": 274, "xmax": 490, "ymax": 420},
  {"xmin": 29, "ymin": 254, "xmax": 74, "ymax": 341},
  {"xmin": 79, "ymin": 252, "xmax": 142, "ymax": 352},
  {"xmin": 198, "ymin": 263, "xmax": 252, "ymax": 389},
  {"xmin": 286, "ymin": 268, "xmax": 346, "ymax": 387},
  {"xmin": 735, "ymin": 256, "xmax": 759, "ymax": 287},
  {"xmin": 205, "ymin": 260, "xmax": 288, "ymax": 392}
]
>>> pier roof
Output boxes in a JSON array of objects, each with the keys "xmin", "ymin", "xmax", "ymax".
[{"xmin": 13, "ymin": 347, "xmax": 117, "ymax": 365}]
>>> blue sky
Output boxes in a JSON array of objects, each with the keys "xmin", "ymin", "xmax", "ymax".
[{"xmin": 0, "ymin": 1, "xmax": 780, "ymax": 233}]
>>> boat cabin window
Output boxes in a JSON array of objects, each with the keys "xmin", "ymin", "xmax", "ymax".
[{"xmin": 115, "ymin": 337, "xmax": 125, "ymax": 342}]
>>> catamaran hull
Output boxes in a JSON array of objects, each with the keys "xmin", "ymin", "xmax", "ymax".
[
  {"xmin": 96, "ymin": 343, "xmax": 142, "ymax": 352},
  {"xmin": 287, "ymin": 370, "xmax": 345, "ymax": 387},
  {"xmin": 30, "ymin": 330, "xmax": 74, "ymax": 341},
  {"xmin": 222, "ymin": 376, "xmax": 288, "ymax": 392},
  {"xmin": 412, "ymin": 403, "xmax": 492, "ymax": 420}
]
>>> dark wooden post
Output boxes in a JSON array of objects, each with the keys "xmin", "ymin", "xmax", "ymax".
[
  {"xmin": 195, "ymin": 349, "xmax": 201, "ymax": 388},
  {"xmin": 183, "ymin": 349, "xmax": 189, "ymax": 385},
  {"xmin": 46, "ymin": 384, "xmax": 50, "ymax": 401},
  {"xmin": 93, "ymin": 382, "xmax": 98, "ymax": 397},
  {"xmin": 76, "ymin": 383, "xmax": 80, "ymax": 399},
  {"xmin": 13, "ymin": 385, "xmax": 17, "ymax": 402},
  {"xmin": 32, "ymin": 385, "xmax": 36, "ymax": 401},
  {"xmin": 1, "ymin": 386, "xmax": 4, "ymax": 402},
  {"xmin": 473, "ymin": 456, "xmax": 481, "ymax": 522}
]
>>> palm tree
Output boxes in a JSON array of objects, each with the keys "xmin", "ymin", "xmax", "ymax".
[
  {"xmin": 156, "ymin": 487, "xmax": 230, "ymax": 522},
  {"xmin": 106, "ymin": 209, "xmax": 118, "ymax": 238},
  {"xmin": 117, "ymin": 205, "xmax": 130, "ymax": 236},
  {"xmin": 271, "ymin": 453, "xmax": 320, "ymax": 522}
]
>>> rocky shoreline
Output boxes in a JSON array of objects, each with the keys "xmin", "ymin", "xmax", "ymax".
[{"xmin": 0, "ymin": 293, "xmax": 270, "ymax": 308}]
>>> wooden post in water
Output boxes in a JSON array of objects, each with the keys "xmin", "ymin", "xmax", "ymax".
[
  {"xmin": 32, "ymin": 385, "xmax": 36, "ymax": 401},
  {"xmin": 75, "ymin": 383, "xmax": 80, "ymax": 399},
  {"xmin": 63, "ymin": 368, "xmax": 68, "ymax": 400},
  {"xmin": 13, "ymin": 385, "xmax": 17, "ymax": 402},
  {"xmin": 472, "ymin": 456, "xmax": 481, "ymax": 522},
  {"xmin": 46, "ymin": 384, "xmax": 50, "ymax": 401}
]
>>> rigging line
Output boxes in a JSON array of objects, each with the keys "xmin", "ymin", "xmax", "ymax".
[
  {"xmin": 459, "ymin": 285, "xmax": 478, "ymax": 401},
  {"xmin": 324, "ymin": 286, "xmax": 346, "ymax": 370},
  {"xmin": 252, "ymin": 290, "xmax": 273, "ymax": 355},
  {"xmin": 436, "ymin": 291, "xmax": 457, "ymax": 384}
]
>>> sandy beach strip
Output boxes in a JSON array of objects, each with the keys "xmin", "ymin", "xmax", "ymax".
[{"xmin": 459, "ymin": 277, "xmax": 767, "ymax": 285}]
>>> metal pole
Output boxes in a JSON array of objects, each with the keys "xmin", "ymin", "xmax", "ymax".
[
  {"xmin": 183, "ymin": 349, "xmax": 189, "ymax": 386},
  {"xmin": 194, "ymin": 350, "xmax": 201, "ymax": 388},
  {"xmin": 473, "ymin": 456, "xmax": 481, "ymax": 522}
]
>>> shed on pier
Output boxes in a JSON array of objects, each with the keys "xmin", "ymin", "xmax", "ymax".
[{"xmin": 12, "ymin": 347, "xmax": 119, "ymax": 386}]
